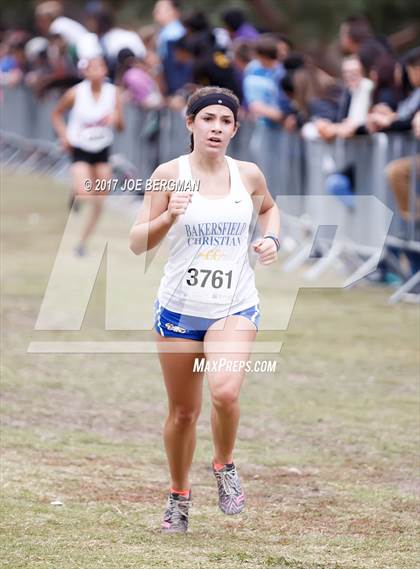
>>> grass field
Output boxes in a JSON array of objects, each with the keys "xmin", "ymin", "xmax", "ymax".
[{"xmin": 1, "ymin": 170, "xmax": 419, "ymax": 569}]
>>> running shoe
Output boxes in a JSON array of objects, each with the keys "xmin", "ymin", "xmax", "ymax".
[
  {"xmin": 213, "ymin": 462, "xmax": 245, "ymax": 515},
  {"xmin": 160, "ymin": 491, "xmax": 191, "ymax": 533}
]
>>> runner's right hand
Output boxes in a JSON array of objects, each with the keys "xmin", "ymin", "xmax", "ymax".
[{"xmin": 167, "ymin": 191, "xmax": 192, "ymax": 219}]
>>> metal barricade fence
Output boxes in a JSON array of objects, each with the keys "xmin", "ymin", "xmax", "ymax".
[
  {"xmin": 284, "ymin": 132, "xmax": 419, "ymax": 296},
  {"xmin": 1, "ymin": 85, "xmax": 419, "ymax": 300}
]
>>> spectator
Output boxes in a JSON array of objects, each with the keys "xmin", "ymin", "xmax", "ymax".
[
  {"xmin": 316, "ymin": 52, "xmax": 398, "ymax": 139},
  {"xmin": 116, "ymin": 48, "xmax": 163, "ymax": 109},
  {"xmin": 83, "ymin": 3, "xmax": 146, "ymax": 76},
  {"xmin": 0, "ymin": 34, "xmax": 28, "ymax": 86},
  {"xmin": 23, "ymin": 37, "xmax": 50, "ymax": 88},
  {"xmin": 316, "ymin": 55, "xmax": 374, "ymax": 210},
  {"xmin": 153, "ymin": 0, "xmax": 189, "ymax": 95},
  {"xmin": 385, "ymin": 110, "xmax": 420, "ymax": 290},
  {"xmin": 243, "ymin": 35, "xmax": 290, "ymax": 188},
  {"xmin": 222, "ymin": 8, "xmax": 259, "ymax": 41},
  {"xmin": 284, "ymin": 61, "xmax": 341, "ymax": 131},
  {"xmin": 367, "ymin": 53, "xmax": 400, "ymax": 111},
  {"xmin": 183, "ymin": 10, "xmax": 230, "ymax": 53},
  {"xmin": 316, "ymin": 55, "xmax": 374, "ymax": 141},
  {"xmin": 355, "ymin": 46, "xmax": 418, "ymax": 284},
  {"xmin": 244, "ymin": 35, "xmax": 289, "ymax": 123},
  {"xmin": 383, "ymin": 48, "xmax": 420, "ymax": 281},
  {"xmin": 34, "ymin": 1, "xmax": 101, "ymax": 73},
  {"xmin": 339, "ymin": 15, "xmax": 373, "ymax": 55},
  {"xmin": 339, "ymin": 15, "xmax": 397, "ymax": 88},
  {"xmin": 136, "ymin": 24, "xmax": 166, "ymax": 97},
  {"xmin": 386, "ymin": 113, "xmax": 420, "ymax": 221},
  {"xmin": 138, "ymin": 24, "xmax": 158, "ymax": 54},
  {"xmin": 153, "ymin": 0, "xmax": 185, "ymax": 60},
  {"xmin": 395, "ymin": 58, "xmax": 415, "ymax": 100},
  {"xmin": 182, "ymin": 11, "xmax": 210, "ymax": 35},
  {"xmin": 24, "ymin": 34, "xmax": 78, "ymax": 95},
  {"xmin": 173, "ymin": 31, "xmax": 242, "ymax": 101},
  {"xmin": 232, "ymin": 40, "xmax": 253, "ymax": 73},
  {"xmin": 339, "ymin": 15, "xmax": 392, "ymax": 65},
  {"xmin": 35, "ymin": 1, "xmax": 88, "ymax": 57},
  {"xmin": 367, "ymin": 46, "xmax": 420, "ymax": 133},
  {"xmin": 339, "ymin": 15, "xmax": 398, "ymax": 101},
  {"xmin": 231, "ymin": 40, "xmax": 253, "ymax": 108},
  {"xmin": 283, "ymin": 52, "xmax": 305, "ymax": 74},
  {"xmin": 273, "ymin": 32, "xmax": 292, "ymax": 63}
]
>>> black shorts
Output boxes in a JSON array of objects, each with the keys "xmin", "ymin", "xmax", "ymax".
[{"xmin": 71, "ymin": 146, "xmax": 110, "ymax": 164}]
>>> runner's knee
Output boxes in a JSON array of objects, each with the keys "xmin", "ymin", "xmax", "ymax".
[
  {"xmin": 211, "ymin": 382, "xmax": 240, "ymax": 409},
  {"xmin": 169, "ymin": 405, "xmax": 201, "ymax": 427}
]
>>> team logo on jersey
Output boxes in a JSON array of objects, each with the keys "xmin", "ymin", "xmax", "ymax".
[
  {"xmin": 199, "ymin": 248, "xmax": 224, "ymax": 261},
  {"xmin": 185, "ymin": 222, "xmax": 246, "ymax": 247},
  {"xmin": 165, "ymin": 323, "xmax": 187, "ymax": 334}
]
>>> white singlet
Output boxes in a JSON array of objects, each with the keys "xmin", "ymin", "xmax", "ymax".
[
  {"xmin": 157, "ymin": 154, "xmax": 259, "ymax": 319},
  {"xmin": 67, "ymin": 80, "xmax": 116, "ymax": 153}
]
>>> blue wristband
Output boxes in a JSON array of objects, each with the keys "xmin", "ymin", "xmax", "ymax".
[{"xmin": 263, "ymin": 234, "xmax": 280, "ymax": 252}]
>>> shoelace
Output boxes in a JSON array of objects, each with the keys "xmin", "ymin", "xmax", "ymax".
[
  {"xmin": 215, "ymin": 467, "xmax": 240, "ymax": 496},
  {"xmin": 167, "ymin": 496, "xmax": 190, "ymax": 526}
]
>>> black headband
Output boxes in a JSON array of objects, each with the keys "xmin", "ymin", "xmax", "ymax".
[{"xmin": 188, "ymin": 93, "xmax": 238, "ymax": 120}]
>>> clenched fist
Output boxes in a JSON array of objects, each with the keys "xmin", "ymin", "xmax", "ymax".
[
  {"xmin": 252, "ymin": 237, "xmax": 278, "ymax": 265},
  {"xmin": 167, "ymin": 191, "xmax": 193, "ymax": 219}
]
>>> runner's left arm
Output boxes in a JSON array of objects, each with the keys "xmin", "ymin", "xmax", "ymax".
[
  {"xmin": 245, "ymin": 163, "xmax": 281, "ymax": 264},
  {"xmin": 250, "ymin": 165, "xmax": 280, "ymax": 238}
]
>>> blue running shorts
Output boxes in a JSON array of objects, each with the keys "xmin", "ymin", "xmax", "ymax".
[{"xmin": 154, "ymin": 301, "xmax": 260, "ymax": 341}]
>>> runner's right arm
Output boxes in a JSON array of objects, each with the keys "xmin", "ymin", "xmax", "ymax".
[
  {"xmin": 51, "ymin": 87, "xmax": 76, "ymax": 151},
  {"xmin": 129, "ymin": 162, "xmax": 192, "ymax": 255}
]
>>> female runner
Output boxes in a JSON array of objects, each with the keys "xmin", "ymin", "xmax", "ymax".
[
  {"xmin": 52, "ymin": 56, "xmax": 124, "ymax": 256},
  {"xmin": 130, "ymin": 86, "xmax": 280, "ymax": 533}
]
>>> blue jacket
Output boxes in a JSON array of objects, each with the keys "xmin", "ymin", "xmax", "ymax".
[{"xmin": 243, "ymin": 60, "xmax": 291, "ymax": 127}]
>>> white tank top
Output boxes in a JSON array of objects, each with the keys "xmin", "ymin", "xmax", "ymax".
[
  {"xmin": 67, "ymin": 80, "xmax": 116, "ymax": 152},
  {"xmin": 157, "ymin": 154, "xmax": 259, "ymax": 318}
]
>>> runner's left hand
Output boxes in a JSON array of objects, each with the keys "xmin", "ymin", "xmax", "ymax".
[{"xmin": 252, "ymin": 238, "xmax": 277, "ymax": 265}]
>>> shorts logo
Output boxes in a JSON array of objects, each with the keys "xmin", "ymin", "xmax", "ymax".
[{"xmin": 165, "ymin": 323, "xmax": 187, "ymax": 334}]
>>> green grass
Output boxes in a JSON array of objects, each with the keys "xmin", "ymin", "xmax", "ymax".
[{"xmin": 1, "ymin": 170, "xmax": 419, "ymax": 568}]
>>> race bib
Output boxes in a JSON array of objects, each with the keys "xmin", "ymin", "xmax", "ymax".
[
  {"xmin": 180, "ymin": 258, "xmax": 241, "ymax": 304},
  {"xmin": 79, "ymin": 126, "xmax": 113, "ymax": 152}
]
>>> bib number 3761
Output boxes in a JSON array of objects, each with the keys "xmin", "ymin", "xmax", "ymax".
[{"xmin": 186, "ymin": 268, "xmax": 232, "ymax": 289}]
